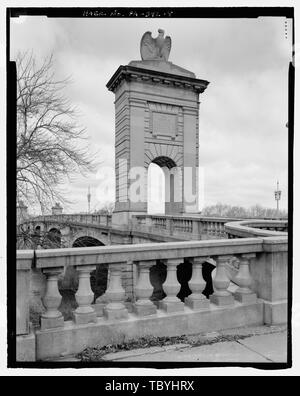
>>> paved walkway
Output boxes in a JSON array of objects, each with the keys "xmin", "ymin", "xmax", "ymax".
[
  {"xmin": 100, "ymin": 325, "xmax": 288, "ymax": 363},
  {"xmin": 55, "ymin": 324, "xmax": 287, "ymax": 363}
]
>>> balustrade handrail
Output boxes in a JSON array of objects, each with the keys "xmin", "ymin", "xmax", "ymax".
[
  {"xmin": 133, "ymin": 214, "xmax": 246, "ymax": 223},
  {"xmin": 22, "ymin": 213, "xmax": 112, "ymax": 225},
  {"xmin": 16, "ymin": 232, "xmax": 288, "ymax": 360},
  {"xmin": 31, "ymin": 213, "xmax": 112, "ymax": 219},
  {"xmin": 20, "ymin": 214, "xmax": 288, "ymax": 242},
  {"xmin": 16, "ymin": 236, "xmax": 288, "ymax": 270},
  {"xmin": 224, "ymin": 220, "xmax": 288, "ymax": 238},
  {"xmin": 23, "ymin": 213, "xmax": 287, "ymax": 228}
]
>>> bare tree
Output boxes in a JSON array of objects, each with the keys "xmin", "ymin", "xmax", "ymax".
[
  {"xmin": 16, "ymin": 52, "xmax": 97, "ymax": 213},
  {"xmin": 94, "ymin": 201, "xmax": 115, "ymax": 215},
  {"xmin": 202, "ymin": 203, "xmax": 287, "ymax": 219}
]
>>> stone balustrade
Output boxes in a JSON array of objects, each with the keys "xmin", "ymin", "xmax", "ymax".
[
  {"xmin": 30, "ymin": 213, "xmax": 112, "ymax": 227},
  {"xmin": 225, "ymin": 220, "xmax": 288, "ymax": 239},
  {"xmin": 131, "ymin": 214, "xmax": 240, "ymax": 239},
  {"xmin": 16, "ymin": 235, "xmax": 288, "ymax": 361},
  {"xmin": 21, "ymin": 214, "xmax": 288, "ymax": 245}
]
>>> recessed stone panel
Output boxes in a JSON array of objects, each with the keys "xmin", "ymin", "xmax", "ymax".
[
  {"xmin": 148, "ymin": 102, "xmax": 180, "ymax": 140},
  {"xmin": 152, "ymin": 112, "xmax": 177, "ymax": 138}
]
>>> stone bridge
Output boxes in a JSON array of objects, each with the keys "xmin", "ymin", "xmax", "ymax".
[
  {"xmin": 16, "ymin": 215, "xmax": 288, "ymax": 361},
  {"xmin": 19, "ymin": 213, "xmax": 202, "ymax": 249},
  {"xmin": 19, "ymin": 213, "xmax": 288, "ymax": 248},
  {"xmin": 15, "ymin": 28, "xmax": 289, "ymax": 363}
]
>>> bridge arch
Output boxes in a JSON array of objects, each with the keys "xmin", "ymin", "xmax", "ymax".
[
  {"xmin": 45, "ymin": 227, "xmax": 62, "ymax": 248},
  {"xmin": 72, "ymin": 236, "xmax": 105, "ymax": 248},
  {"xmin": 70, "ymin": 230, "xmax": 108, "ymax": 248},
  {"xmin": 35, "ymin": 225, "xmax": 41, "ymax": 233}
]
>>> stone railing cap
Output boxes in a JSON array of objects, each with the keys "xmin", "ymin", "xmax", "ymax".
[
  {"xmin": 32, "ymin": 237, "xmax": 265, "ymax": 269},
  {"xmin": 17, "ymin": 250, "xmax": 34, "ymax": 269},
  {"xmin": 225, "ymin": 220, "xmax": 288, "ymax": 238}
]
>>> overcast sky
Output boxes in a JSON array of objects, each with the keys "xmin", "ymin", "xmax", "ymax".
[{"xmin": 11, "ymin": 15, "xmax": 292, "ymax": 214}]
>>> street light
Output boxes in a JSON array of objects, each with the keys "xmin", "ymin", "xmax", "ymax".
[
  {"xmin": 274, "ymin": 181, "xmax": 282, "ymax": 217},
  {"xmin": 87, "ymin": 185, "xmax": 91, "ymax": 214}
]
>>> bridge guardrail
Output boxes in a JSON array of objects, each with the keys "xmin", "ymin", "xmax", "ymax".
[
  {"xmin": 16, "ymin": 234, "xmax": 288, "ymax": 360},
  {"xmin": 224, "ymin": 219, "xmax": 288, "ymax": 239}
]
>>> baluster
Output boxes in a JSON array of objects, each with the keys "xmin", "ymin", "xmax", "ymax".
[
  {"xmin": 215, "ymin": 222, "xmax": 218, "ymax": 235},
  {"xmin": 94, "ymin": 265, "xmax": 111, "ymax": 317},
  {"xmin": 73, "ymin": 265, "xmax": 97, "ymax": 324},
  {"xmin": 103, "ymin": 264, "xmax": 128, "ymax": 320},
  {"xmin": 185, "ymin": 257, "xmax": 210, "ymax": 310},
  {"xmin": 219, "ymin": 222, "xmax": 224, "ymax": 236},
  {"xmin": 159, "ymin": 258, "xmax": 184, "ymax": 313},
  {"xmin": 133, "ymin": 260, "xmax": 156, "ymax": 316},
  {"xmin": 207, "ymin": 222, "xmax": 211, "ymax": 234},
  {"xmin": 41, "ymin": 267, "xmax": 64, "ymax": 330},
  {"xmin": 214, "ymin": 222, "xmax": 218, "ymax": 235},
  {"xmin": 234, "ymin": 253, "xmax": 257, "ymax": 303},
  {"xmin": 210, "ymin": 255, "xmax": 234, "ymax": 306}
]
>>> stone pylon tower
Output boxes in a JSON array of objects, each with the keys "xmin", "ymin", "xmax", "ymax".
[{"xmin": 107, "ymin": 29, "xmax": 209, "ymax": 226}]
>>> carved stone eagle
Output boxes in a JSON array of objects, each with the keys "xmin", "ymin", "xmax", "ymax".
[{"xmin": 140, "ymin": 29, "xmax": 172, "ymax": 61}]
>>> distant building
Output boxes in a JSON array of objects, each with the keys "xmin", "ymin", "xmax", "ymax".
[
  {"xmin": 16, "ymin": 200, "xmax": 29, "ymax": 225},
  {"xmin": 51, "ymin": 202, "xmax": 63, "ymax": 215}
]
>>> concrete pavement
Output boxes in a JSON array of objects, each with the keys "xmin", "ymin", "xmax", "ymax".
[
  {"xmin": 101, "ymin": 325, "xmax": 287, "ymax": 363},
  {"xmin": 53, "ymin": 325, "xmax": 287, "ymax": 363}
]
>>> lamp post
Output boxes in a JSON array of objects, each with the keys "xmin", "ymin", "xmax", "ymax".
[
  {"xmin": 274, "ymin": 181, "xmax": 282, "ymax": 217},
  {"xmin": 87, "ymin": 185, "xmax": 91, "ymax": 214}
]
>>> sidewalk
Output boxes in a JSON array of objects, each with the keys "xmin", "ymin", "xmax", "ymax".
[
  {"xmin": 100, "ymin": 325, "xmax": 288, "ymax": 363},
  {"xmin": 55, "ymin": 324, "xmax": 287, "ymax": 363}
]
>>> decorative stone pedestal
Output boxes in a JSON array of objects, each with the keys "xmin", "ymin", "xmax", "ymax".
[
  {"xmin": 159, "ymin": 299, "xmax": 184, "ymax": 313},
  {"xmin": 40, "ymin": 268, "xmax": 64, "ymax": 331},
  {"xmin": 133, "ymin": 301, "xmax": 156, "ymax": 317},
  {"xmin": 234, "ymin": 291, "xmax": 257, "ymax": 304},
  {"xmin": 41, "ymin": 316, "xmax": 64, "ymax": 331},
  {"xmin": 103, "ymin": 264, "xmax": 128, "ymax": 320},
  {"xmin": 210, "ymin": 256, "xmax": 234, "ymax": 306},
  {"xmin": 233, "ymin": 253, "xmax": 257, "ymax": 305},
  {"xmin": 103, "ymin": 303, "xmax": 128, "ymax": 321},
  {"xmin": 73, "ymin": 310, "xmax": 97, "ymax": 325},
  {"xmin": 160, "ymin": 259, "xmax": 184, "ymax": 313},
  {"xmin": 210, "ymin": 294, "xmax": 234, "ymax": 306},
  {"xmin": 133, "ymin": 260, "xmax": 157, "ymax": 317},
  {"xmin": 185, "ymin": 257, "xmax": 210, "ymax": 310},
  {"xmin": 185, "ymin": 296, "xmax": 209, "ymax": 310},
  {"xmin": 73, "ymin": 265, "xmax": 97, "ymax": 325}
]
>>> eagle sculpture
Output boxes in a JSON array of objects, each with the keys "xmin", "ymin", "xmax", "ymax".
[{"xmin": 140, "ymin": 29, "xmax": 172, "ymax": 61}]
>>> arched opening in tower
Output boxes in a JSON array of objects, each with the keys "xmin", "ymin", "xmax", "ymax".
[{"xmin": 147, "ymin": 156, "xmax": 182, "ymax": 215}]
